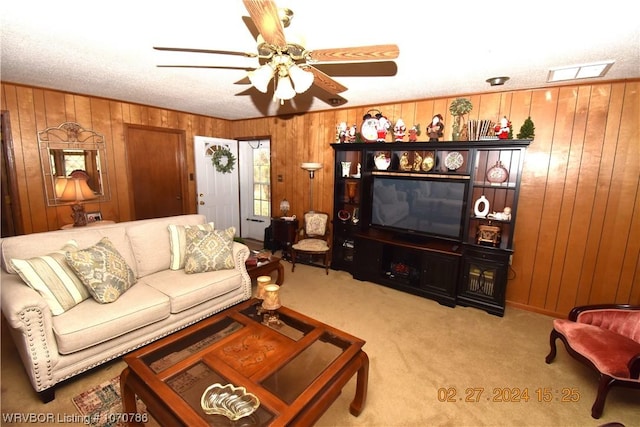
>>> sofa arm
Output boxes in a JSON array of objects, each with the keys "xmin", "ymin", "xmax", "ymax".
[
  {"xmin": 232, "ymin": 242, "xmax": 252, "ymax": 299},
  {"xmin": 1, "ymin": 274, "xmax": 60, "ymax": 391}
]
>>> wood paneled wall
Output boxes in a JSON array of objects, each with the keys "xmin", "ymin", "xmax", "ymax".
[{"xmin": 2, "ymin": 80, "xmax": 638, "ymax": 317}]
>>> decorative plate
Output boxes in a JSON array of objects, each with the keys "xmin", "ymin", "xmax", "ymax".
[
  {"xmin": 421, "ymin": 152, "xmax": 435, "ymax": 172},
  {"xmin": 444, "ymin": 151, "xmax": 464, "ymax": 171},
  {"xmin": 374, "ymin": 152, "xmax": 391, "ymax": 170},
  {"xmin": 201, "ymin": 383, "xmax": 260, "ymax": 421},
  {"xmin": 338, "ymin": 209, "xmax": 351, "ymax": 221},
  {"xmin": 486, "ymin": 161, "xmax": 509, "ymax": 183}
]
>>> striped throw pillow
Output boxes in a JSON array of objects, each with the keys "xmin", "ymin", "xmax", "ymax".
[
  {"xmin": 168, "ymin": 222, "xmax": 215, "ymax": 270},
  {"xmin": 10, "ymin": 240, "xmax": 90, "ymax": 316}
]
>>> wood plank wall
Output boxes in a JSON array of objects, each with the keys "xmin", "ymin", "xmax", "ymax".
[{"xmin": 2, "ymin": 81, "xmax": 638, "ymax": 317}]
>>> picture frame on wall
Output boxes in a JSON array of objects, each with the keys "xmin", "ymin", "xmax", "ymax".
[{"xmin": 86, "ymin": 211, "xmax": 103, "ymax": 223}]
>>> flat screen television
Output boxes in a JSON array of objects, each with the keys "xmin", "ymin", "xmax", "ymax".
[{"xmin": 369, "ymin": 174, "xmax": 468, "ymax": 241}]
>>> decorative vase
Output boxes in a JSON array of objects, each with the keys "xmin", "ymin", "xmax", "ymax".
[
  {"xmin": 346, "ymin": 181, "xmax": 358, "ymax": 203},
  {"xmin": 474, "ymin": 195, "xmax": 490, "ymax": 217},
  {"xmin": 341, "ymin": 161, "xmax": 351, "ymax": 177}
]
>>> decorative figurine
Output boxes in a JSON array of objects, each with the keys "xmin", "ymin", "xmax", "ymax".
[
  {"xmin": 347, "ymin": 124, "xmax": 357, "ymax": 143},
  {"xmin": 399, "ymin": 152, "xmax": 412, "ymax": 171},
  {"xmin": 494, "ymin": 116, "xmax": 511, "ymax": 139},
  {"xmin": 408, "ymin": 124, "xmax": 420, "ymax": 142},
  {"xmin": 393, "ymin": 119, "xmax": 407, "ymax": 141},
  {"xmin": 375, "ymin": 112, "xmax": 391, "ymax": 142},
  {"xmin": 413, "ymin": 151, "xmax": 422, "ymax": 171},
  {"xmin": 426, "ymin": 114, "xmax": 445, "ymax": 142},
  {"xmin": 336, "ymin": 122, "xmax": 347, "ymax": 143}
]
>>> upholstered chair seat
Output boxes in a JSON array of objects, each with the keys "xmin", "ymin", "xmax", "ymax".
[{"xmin": 545, "ymin": 304, "xmax": 640, "ymax": 418}]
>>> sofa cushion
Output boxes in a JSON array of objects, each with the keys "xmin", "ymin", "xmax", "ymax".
[
  {"xmin": 65, "ymin": 237, "xmax": 137, "ymax": 303},
  {"xmin": 184, "ymin": 227, "xmax": 235, "ymax": 274},
  {"xmin": 142, "ymin": 268, "xmax": 241, "ymax": 314},
  {"xmin": 554, "ymin": 319, "xmax": 640, "ymax": 377},
  {"xmin": 52, "ymin": 282, "xmax": 170, "ymax": 354},
  {"xmin": 10, "ymin": 240, "xmax": 90, "ymax": 315},
  {"xmin": 126, "ymin": 214, "xmax": 206, "ymax": 277},
  {"xmin": 1, "ymin": 227, "xmax": 136, "ymax": 277},
  {"xmin": 168, "ymin": 222, "xmax": 215, "ymax": 270}
]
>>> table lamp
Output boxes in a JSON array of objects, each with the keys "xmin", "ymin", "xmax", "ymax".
[{"xmin": 59, "ymin": 178, "xmax": 97, "ymax": 227}]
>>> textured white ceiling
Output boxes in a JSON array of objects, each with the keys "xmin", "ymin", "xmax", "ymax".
[{"xmin": 2, "ymin": 1, "xmax": 639, "ymax": 120}]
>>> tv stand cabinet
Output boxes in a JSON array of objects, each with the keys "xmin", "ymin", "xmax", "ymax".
[
  {"xmin": 331, "ymin": 140, "xmax": 531, "ymax": 316},
  {"xmin": 353, "ymin": 229, "xmax": 460, "ymax": 307}
]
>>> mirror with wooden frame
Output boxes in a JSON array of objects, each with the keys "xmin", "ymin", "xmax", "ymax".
[{"xmin": 38, "ymin": 122, "xmax": 111, "ymax": 206}]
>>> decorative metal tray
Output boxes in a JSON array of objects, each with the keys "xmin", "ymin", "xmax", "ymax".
[{"xmin": 201, "ymin": 383, "xmax": 260, "ymax": 421}]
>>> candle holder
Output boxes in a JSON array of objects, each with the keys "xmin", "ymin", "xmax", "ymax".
[
  {"xmin": 260, "ymin": 284, "xmax": 282, "ymax": 326},
  {"xmin": 255, "ymin": 276, "xmax": 271, "ymax": 300}
]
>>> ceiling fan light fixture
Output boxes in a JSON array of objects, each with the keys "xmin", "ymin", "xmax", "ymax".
[
  {"xmin": 288, "ymin": 64, "xmax": 314, "ymax": 93},
  {"xmin": 274, "ymin": 75, "xmax": 296, "ymax": 102},
  {"xmin": 248, "ymin": 64, "xmax": 275, "ymax": 93}
]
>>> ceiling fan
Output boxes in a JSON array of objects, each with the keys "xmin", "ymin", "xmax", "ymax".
[{"xmin": 154, "ymin": 0, "xmax": 399, "ymax": 106}]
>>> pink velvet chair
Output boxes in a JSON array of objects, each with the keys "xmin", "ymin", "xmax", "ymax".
[{"xmin": 545, "ymin": 304, "xmax": 640, "ymax": 418}]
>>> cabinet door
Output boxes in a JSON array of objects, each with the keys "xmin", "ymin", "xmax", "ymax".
[
  {"xmin": 352, "ymin": 238, "xmax": 382, "ymax": 282},
  {"xmin": 458, "ymin": 248, "xmax": 509, "ymax": 316},
  {"xmin": 421, "ymin": 253, "xmax": 459, "ymax": 306}
]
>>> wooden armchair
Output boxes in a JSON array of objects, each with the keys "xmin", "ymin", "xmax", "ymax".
[
  {"xmin": 545, "ymin": 304, "xmax": 640, "ymax": 418},
  {"xmin": 290, "ymin": 211, "xmax": 331, "ymax": 274}
]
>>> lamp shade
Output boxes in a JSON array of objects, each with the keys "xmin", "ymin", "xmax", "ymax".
[
  {"xmin": 55, "ymin": 177, "xmax": 69, "ymax": 198},
  {"xmin": 59, "ymin": 178, "xmax": 96, "ymax": 202},
  {"xmin": 288, "ymin": 64, "xmax": 314, "ymax": 93},
  {"xmin": 248, "ymin": 64, "xmax": 275, "ymax": 93},
  {"xmin": 274, "ymin": 75, "xmax": 296, "ymax": 101}
]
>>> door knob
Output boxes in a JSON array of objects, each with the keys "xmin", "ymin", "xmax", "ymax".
[{"xmin": 199, "ymin": 201, "xmax": 205, "ymax": 205}]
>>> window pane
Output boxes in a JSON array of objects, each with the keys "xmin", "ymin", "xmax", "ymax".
[{"xmin": 252, "ymin": 146, "xmax": 270, "ymax": 217}]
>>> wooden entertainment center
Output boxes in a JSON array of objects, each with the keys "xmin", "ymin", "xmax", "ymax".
[{"xmin": 331, "ymin": 140, "xmax": 531, "ymax": 316}]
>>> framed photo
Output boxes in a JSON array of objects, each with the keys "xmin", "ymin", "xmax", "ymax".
[{"xmin": 86, "ymin": 211, "xmax": 103, "ymax": 223}]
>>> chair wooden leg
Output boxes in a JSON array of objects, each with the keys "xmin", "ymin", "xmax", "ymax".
[
  {"xmin": 545, "ymin": 329, "xmax": 559, "ymax": 364},
  {"xmin": 291, "ymin": 251, "xmax": 296, "ymax": 272}
]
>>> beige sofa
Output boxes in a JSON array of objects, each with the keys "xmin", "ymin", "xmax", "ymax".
[{"xmin": 0, "ymin": 214, "xmax": 251, "ymax": 402}]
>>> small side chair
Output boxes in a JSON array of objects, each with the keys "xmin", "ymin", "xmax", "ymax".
[
  {"xmin": 545, "ymin": 304, "xmax": 640, "ymax": 418},
  {"xmin": 290, "ymin": 211, "xmax": 331, "ymax": 274}
]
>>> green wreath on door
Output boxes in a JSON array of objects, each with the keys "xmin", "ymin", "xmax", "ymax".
[{"xmin": 211, "ymin": 147, "xmax": 236, "ymax": 174}]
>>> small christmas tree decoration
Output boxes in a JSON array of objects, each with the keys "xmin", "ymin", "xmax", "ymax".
[{"xmin": 517, "ymin": 116, "xmax": 535, "ymax": 139}]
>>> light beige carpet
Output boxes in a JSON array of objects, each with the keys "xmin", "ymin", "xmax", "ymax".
[{"xmin": 2, "ymin": 261, "xmax": 639, "ymax": 426}]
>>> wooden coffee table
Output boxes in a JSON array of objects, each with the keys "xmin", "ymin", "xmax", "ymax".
[
  {"xmin": 120, "ymin": 299, "xmax": 368, "ymax": 426},
  {"xmin": 246, "ymin": 255, "xmax": 284, "ymax": 286}
]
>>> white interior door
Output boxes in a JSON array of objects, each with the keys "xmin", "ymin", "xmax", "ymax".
[
  {"xmin": 194, "ymin": 136, "xmax": 240, "ymax": 232},
  {"xmin": 239, "ymin": 139, "xmax": 271, "ymax": 241}
]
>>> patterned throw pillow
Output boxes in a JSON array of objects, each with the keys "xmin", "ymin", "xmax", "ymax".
[
  {"xmin": 168, "ymin": 222, "xmax": 215, "ymax": 270},
  {"xmin": 65, "ymin": 237, "xmax": 137, "ymax": 303},
  {"xmin": 10, "ymin": 240, "xmax": 89, "ymax": 315},
  {"xmin": 184, "ymin": 227, "xmax": 235, "ymax": 274}
]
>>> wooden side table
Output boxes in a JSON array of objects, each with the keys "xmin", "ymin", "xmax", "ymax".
[
  {"xmin": 245, "ymin": 255, "xmax": 284, "ymax": 286},
  {"xmin": 271, "ymin": 217, "xmax": 298, "ymax": 260}
]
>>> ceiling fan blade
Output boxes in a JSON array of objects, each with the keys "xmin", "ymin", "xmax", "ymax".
[
  {"xmin": 157, "ymin": 65, "xmax": 256, "ymax": 71},
  {"xmin": 309, "ymin": 44, "xmax": 400, "ymax": 63},
  {"xmin": 154, "ymin": 46, "xmax": 257, "ymax": 58},
  {"xmin": 307, "ymin": 66, "xmax": 347, "ymax": 94},
  {"xmin": 313, "ymin": 61, "xmax": 398, "ymax": 77},
  {"xmin": 243, "ymin": 0, "xmax": 286, "ymax": 47}
]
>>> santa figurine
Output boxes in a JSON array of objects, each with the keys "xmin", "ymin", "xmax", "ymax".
[
  {"xmin": 375, "ymin": 113, "xmax": 391, "ymax": 141},
  {"xmin": 494, "ymin": 116, "xmax": 511, "ymax": 139},
  {"xmin": 393, "ymin": 119, "xmax": 407, "ymax": 141}
]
